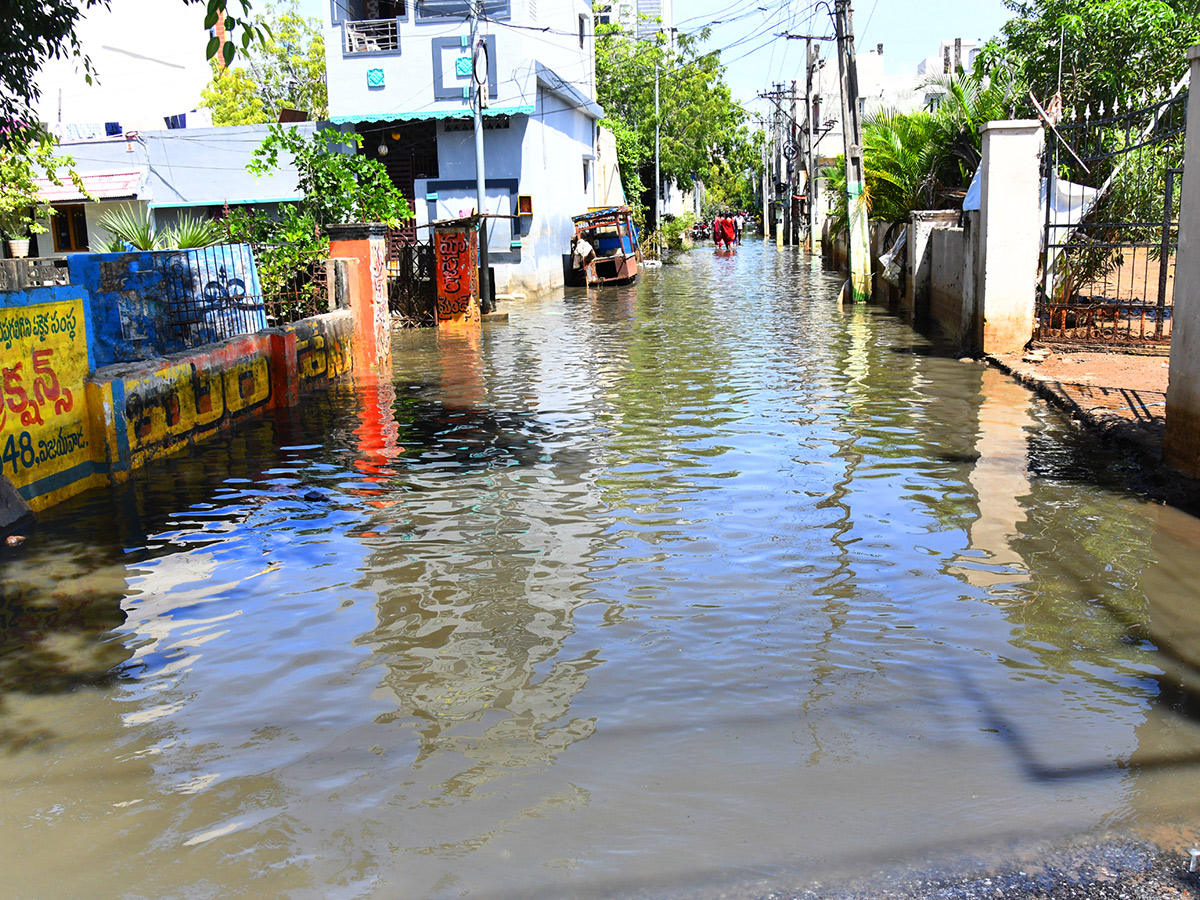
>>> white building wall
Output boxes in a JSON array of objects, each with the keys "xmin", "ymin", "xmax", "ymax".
[
  {"xmin": 325, "ymin": 0, "xmax": 601, "ymax": 297},
  {"xmin": 596, "ymin": 126, "xmax": 626, "ymax": 208},
  {"xmin": 325, "ymin": 0, "xmax": 595, "ymax": 123},
  {"xmin": 31, "ymin": 200, "xmax": 151, "ymax": 260}
]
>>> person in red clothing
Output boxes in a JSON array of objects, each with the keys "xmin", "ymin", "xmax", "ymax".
[{"xmin": 715, "ymin": 213, "xmax": 737, "ymax": 251}]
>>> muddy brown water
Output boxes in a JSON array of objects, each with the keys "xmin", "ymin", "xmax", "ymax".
[{"xmin": 5, "ymin": 243, "xmax": 1200, "ymax": 899}]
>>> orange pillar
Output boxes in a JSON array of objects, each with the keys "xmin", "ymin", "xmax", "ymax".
[
  {"xmin": 327, "ymin": 223, "xmax": 392, "ymax": 373},
  {"xmin": 433, "ymin": 217, "xmax": 481, "ymax": 326}
]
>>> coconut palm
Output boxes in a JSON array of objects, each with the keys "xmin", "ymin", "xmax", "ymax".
[{"xmin": 824, "ymin": 67, "xmax": 1019, "ymax": 235}]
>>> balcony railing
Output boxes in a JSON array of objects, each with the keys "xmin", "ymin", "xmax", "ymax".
[{"xmin": 344, "ymin": 18, "xmax": 399, "ymax": 54}]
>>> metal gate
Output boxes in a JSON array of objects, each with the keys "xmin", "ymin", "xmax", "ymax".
[
  {"xmin": 387, "ymin": 230, "xmax": 436, "ymax": 326},
  {"xmin": 1038, "ymin": 89, "xmax": 1188, "ymax": 346}
]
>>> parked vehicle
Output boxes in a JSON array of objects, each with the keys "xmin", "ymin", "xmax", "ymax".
[{"xmin": 569, "ymin": 206, "xmax": 642, "ymax": 286}]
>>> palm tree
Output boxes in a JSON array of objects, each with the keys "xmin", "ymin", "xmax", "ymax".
[{"xmin": 823, "ymin": 67, "xmax": 1019, "ymax": 235}]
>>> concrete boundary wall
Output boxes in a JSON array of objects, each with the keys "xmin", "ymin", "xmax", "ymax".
[
  {"xmin": 91, "ymin": 311, "xmax": 354, "ymax": 478},
  {"xmin": 906, "ymin": 211, "xmax": 961, "ymax": 326},
  {"xmin": 1, "ymin": 239, "xmax": 386, "ymax": 526}
]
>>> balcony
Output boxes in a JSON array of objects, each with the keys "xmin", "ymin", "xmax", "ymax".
[{"xmin": 344, "ymin": 18, "xmax": 399, "ymax": 54}]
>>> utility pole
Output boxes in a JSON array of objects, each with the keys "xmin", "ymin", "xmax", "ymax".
[
  {"xmin": 654, "ymin": 62, "xmax": 661, "ymax": 254},
  {"xmin": 790, "ymin": 79, "xmax": 800, "ymax": 247},
  {"xmin": 834, "ymin": 0, "xmax": 870, "ymax": 302},
  {"xmin": 778, "ymin": 32, "xmax": 834, "ymax": 252},
  {"xmin": 805, "ymin": 38, "xmax": 818, "ymax": 251},
  {"xmin": 773, "ymin": 83, "xmax": 784, "ymax": 248},
  {"xmin": 761, "ymin": 132, "xmax": 770, "ymax": 242},
  {"xmin": 470, "ymin": 0, "xmax": 492, "ymax": 312}
]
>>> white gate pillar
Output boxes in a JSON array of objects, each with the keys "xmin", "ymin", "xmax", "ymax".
[
  {"xmin": 1164, "ymin": 47, "xmax": 1200, "ymax": 475},
  {"xmin": 976, "ymin": 120, "xmax": 1044, "ymax": 355}
]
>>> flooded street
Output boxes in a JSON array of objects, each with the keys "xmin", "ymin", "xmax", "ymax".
[{"xmin": 7, "ymin": 242, "xmax": 1200, "ymax": 899}]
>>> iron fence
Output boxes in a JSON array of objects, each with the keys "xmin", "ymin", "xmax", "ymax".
[
  {"xmin": 1039, "ymin": 89, "xmax": 1188, "ymax": 347},
  {"xmin": 248, "ymin": 244, "xmax": 331, "ymax": 326},
  {"xmin": 155, "ymin": 244, "xmax": 268, "ymax": 348},
  {"xmin": 388, "ymin": 231, "xmax": 436, "ymax": 326}
]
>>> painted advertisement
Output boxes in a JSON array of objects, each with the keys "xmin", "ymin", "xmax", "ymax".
[
  {"xmin": 434, "ymin": 226, "xmax": 479, "ymax": 324},
  {"xmin": 0, "ymin": 298, "xmax": 96, "ymax": 503}
]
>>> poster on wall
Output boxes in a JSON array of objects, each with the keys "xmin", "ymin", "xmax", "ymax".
[
  {"xmin": 434, "ymin": 226, "xmax": 480, "ymax": 324},
  {"xmin": 0, "ymin": 298, "xmax": 93, "ymax": 498}
]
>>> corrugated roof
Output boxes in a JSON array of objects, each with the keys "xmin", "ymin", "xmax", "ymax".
[{"xmin": 35, "ymin": 169, "xmax": 144, "ymax": 202}]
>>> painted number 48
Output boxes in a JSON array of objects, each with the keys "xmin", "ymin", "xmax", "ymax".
[{"xmin": 2, "ymin": 431, "xmax": 34, "ymax": 474}]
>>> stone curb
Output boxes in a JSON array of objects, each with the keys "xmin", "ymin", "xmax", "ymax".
[{"xmin": 985, "ymin": 354, "xmax": 1168, "ymax": 473}]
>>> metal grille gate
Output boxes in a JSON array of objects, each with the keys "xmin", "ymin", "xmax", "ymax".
[
  {"xmin": 387, "ymin": 229, "xmax": 436, "ymax": 326},
  {"xmin": 1038, "ymin": 89, "xmax": 1188, "ymax": 347}
]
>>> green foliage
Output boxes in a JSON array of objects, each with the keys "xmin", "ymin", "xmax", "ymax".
[
  {"xmin": 0, "ymin": 0, "xmax": 268, "ymax": 148},
  {"xmin": 0, "ymin": 131, "xmax": 86, "ymax": 239},
  {"xmin": 199, "ymin": 0, "xmax": 327, "ymax": 125},
  {"xmin": 224, "ymin": 204, "xmax": 328, "ymax": 321},
  {"xmin": 199, "ymin": 62, "xmax": 267, "ymax": 126},
  {"xmin": 96, "ymin": 206, "xmax": 225, "ymax": 249},
  {"xmin": 96, "ymin": 206, "xmax": 160, "ymax": 249},
  {"xmin": 824, "ymin": 69, "xmax": 1019, "ymax": 233},
  {"xmin": 248, "ymin": 125, "xmax": 412, "ymax": 227},
  {"xmin": 702, "ymin": 129, "xmax": 765, "ymax": 214},
  {"xmin": 976, "ymin": 0, "xmax": 1200, "ymax": 113},
  {"xmin": 170, "ymin": 213, "xmax": 226, "ymax": 248},
  {"xmin": 595, "ymin": 20, "xmax": 760, "ymax": 218},
  {"xmin": 648, "ymin": 213, "xmax": 695, "ymax": 256}
]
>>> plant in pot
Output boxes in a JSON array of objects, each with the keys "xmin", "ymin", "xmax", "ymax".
[
  {"xmin": 0, "ymin": 130, "xmax": 87, "ymax": 259},
  {"xmin": 0, "ymin": 206, "xmax": 46, "ymax": 259}
]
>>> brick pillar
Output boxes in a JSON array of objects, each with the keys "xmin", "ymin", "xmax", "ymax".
[
  {"xmin": 1165, "ymin": 46, "xmax": 1200, "ymax": 475},
  {"xmin": 327, "ymin": 223, "xmax": 391, "ymax": 374}
]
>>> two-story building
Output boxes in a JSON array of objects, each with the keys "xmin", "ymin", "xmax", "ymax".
[{"xmin": 324, "ymin": 0, "xmax": 621, "ymax": 297}]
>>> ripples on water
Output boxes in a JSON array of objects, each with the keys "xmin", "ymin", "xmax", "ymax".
[{"xmin": 5, "ymin": 243, "xmax": 1200, "ymax": 899}]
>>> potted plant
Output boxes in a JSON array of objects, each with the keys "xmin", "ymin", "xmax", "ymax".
[
  {"xmin": 0, "ymin": 208, "xmax": 45, "ymax": 259},
  {"xmin": 0, "ymin": 130, "xmax": 86, "ymax": 259}
]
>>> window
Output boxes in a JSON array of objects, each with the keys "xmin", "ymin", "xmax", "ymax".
[
  {"xmin": 416, "ymin": 0, "xmax": 509, "ymax": 20},
  {"xmin": 579, "ymin": 14, "xmax": 586, "ymax": 47},
  {"xmin": 51, "ymin": 205, "xmax": 88, "ymax": 252},
  {"xmin": 582, "ymin": 159, "xmax": 591, "ymax": 193}
]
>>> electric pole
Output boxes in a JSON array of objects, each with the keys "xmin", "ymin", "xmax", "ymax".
[
  {"xmin": 761, "ymin": 131, "xmax": 770, "ymax": 242},
  {"xmin": 654, "ymin": 62, "xmax": 661, "ymax": 252},
  {"xmin": 470, "ymin": 0, "xmax": 492, "ymax": 312},
  {"xmin": 790, "ymin": 79, "xmax": 800, "ymax": 246},
  {"xmin": 805, "ymin": 38, "xmax": 818, "ymax": 251},
  {"xmin": 834, "ymin": 0, "xmax": 870, "ymax": 302}
]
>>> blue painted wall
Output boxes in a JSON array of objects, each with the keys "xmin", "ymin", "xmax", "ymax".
[{"xmin": 68, "ymin": 245, "xmax": 266, "ymax": 368}]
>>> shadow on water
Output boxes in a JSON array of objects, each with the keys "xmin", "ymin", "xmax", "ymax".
[{"xmin": 389, "ymin": 388, "xmax": 548, "ymax": 472}]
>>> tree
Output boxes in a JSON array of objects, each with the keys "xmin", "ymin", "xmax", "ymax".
[
  {"xmin": 248, "ymin": 125, "xmax": 412, "ymax": 227},
  {"xmin": 232, "ymin": 125, "xmax": 412, "ymax": 317},
  {"xmin": 701, "ymin": 128, "xmax": 765, "ymax": 215},
  {"xmin": 198, "ymin": 63, "xmax": 267, "ymax": 126},
  {"xmin": 976, "ymin": 0, "xmax": 1200, "ymax": 113},
  {"xmin": 199, "ymin": 0, "xmax": 327, "ymax": 125},
  {"xmin": 823, "ymin": 69, "xmax": 1019, "ymax": 232},
  {"xmin": 595, "ymin": 20, "xmax": 759, "ymax": 222},
  {"xmin": 0, "ymin": 131, "xmax": 86, "ymax": 240},
  {"xmin": 0, "ymin": 0, "xmax": 268, "ymax": 146}
]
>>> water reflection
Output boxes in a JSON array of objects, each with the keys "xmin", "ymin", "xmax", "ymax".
[{"xmin": 5, "ymin": 243, "xmax": 1200, "ymax": 898}]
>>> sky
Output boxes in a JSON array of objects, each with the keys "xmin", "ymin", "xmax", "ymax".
[
  {"xmin": 675, "ymin": 0, "xmax": 1016, "ymax": 112},
  {"xmin": 293, "ymin": 0, "xmax": 1017, "ymax": 113}
]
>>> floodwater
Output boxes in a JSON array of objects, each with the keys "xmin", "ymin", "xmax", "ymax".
[{"xmin": 6, "ymin": 242, "xmax": 1200, "ymax": 899}]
